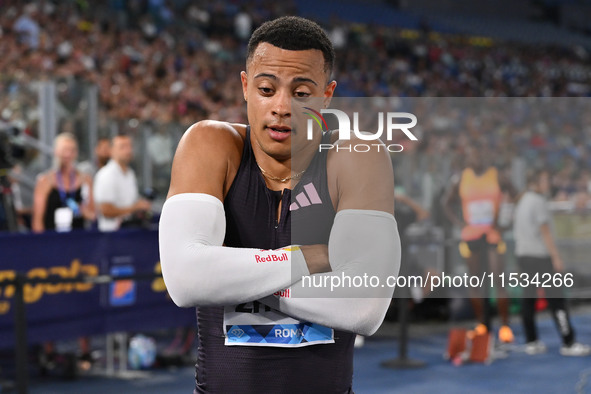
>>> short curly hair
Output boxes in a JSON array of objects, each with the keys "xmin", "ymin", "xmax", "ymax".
[{"xmin": 247, "ymin": 16, "xmax": 335, "ymax": 77}]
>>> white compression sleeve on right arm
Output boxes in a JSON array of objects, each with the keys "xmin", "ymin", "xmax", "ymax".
[{"xmin": 159, "ymin": 193, "xmax": 309, "ymax": 307}]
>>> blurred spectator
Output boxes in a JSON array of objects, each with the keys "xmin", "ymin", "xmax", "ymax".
[
  {"xmin": 30, "ymin": 131, "xmax": 96, "ymax": 374},
  {"xmin": 78, "ymin": 136, "xmax": 111, "ymax": 177},
  {"xmin": 442, "ymin": 144, "xmax": 516, "ymax": 343},
  {"xmin": 32, "ymin": 132, "xmax": 95, "ymax": 232},
  {"xmin": 93, "ymin": 134, "xmax": 151, "ymax": 231},
  {"xmin": 394, "ymin": 190, "xmax": 435, "ymax": 300},
  {"xmin": 513, "ymin": 169, "xmax": 591, "ymax": 356},
  {"xmin": 0, "ymin": 0, "xmax": 589, "ymax": 211},
  {"xmin": 572, "ymin": 170, "xmax": 591, "ymax": 212},
  {"xmin": 147, "ymin": 125, "xmax": 174, "ymax": 192},
  {"xmin": 11, "ymin": 146, "xmax": 45, "ymax": 230},
  {"xmin": 13, "ymin": 3, "xmax": 40, "ymax": 50},
  {"xmin": 234, "ymin": 6, "xmax": 252, "ymax": 41}
]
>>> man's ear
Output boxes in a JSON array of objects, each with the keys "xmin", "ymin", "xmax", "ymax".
[
  {"xmin": 240, "ymin": 71, "xmax": 248, "ymax": 102},
  {"xmin": 323, "ymin": 80, "xmax": 337, "ymax": 108}
]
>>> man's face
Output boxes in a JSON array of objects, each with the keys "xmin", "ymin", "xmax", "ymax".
[
  {"xmin": 466, "ymin": 146, "xmax": 484, "ymax": 172},
  {"xmin": 241, "ymin": 43, "xmax": 336, "ymax": 161},
  {"xmin": 96, "ymin": 139, "xmax": 111, "ymax": 162},
  {"xmin": 111, "ymin": 136, "xmax": 133, "ymax": 165}
]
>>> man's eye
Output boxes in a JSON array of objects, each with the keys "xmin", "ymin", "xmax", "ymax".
[
  {"xmin": 295, "ymin": 92, "xmax": 311, "ymax": 98},
  {"xmin": 259, "ymin": 87, "xmax": 273, "ymax": 94}
]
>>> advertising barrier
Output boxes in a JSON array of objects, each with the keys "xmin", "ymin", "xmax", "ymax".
[{"xmin": 0, "ymin": 229, "xmax": 194, "ymax": 349}]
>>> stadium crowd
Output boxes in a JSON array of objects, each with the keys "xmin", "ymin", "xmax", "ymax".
[
  {"xmin": 1, "ymin": 0, "xmax": 590, "ymax": 225},
  {"xmin": 0, "ymin": 0, "xmax": 590, "ymax": 382}
]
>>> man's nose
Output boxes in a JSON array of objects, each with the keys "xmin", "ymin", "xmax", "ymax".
[{"xmin": 271, "ymin": 90, "xmax": 291, "ymax": 118}]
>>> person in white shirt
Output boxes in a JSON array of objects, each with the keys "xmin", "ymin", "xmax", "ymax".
[
  {"xmin": 93, "ymin": 134, "xmax": 151, "ymax": 232},
  {"xmin": 513, "ymin": 169, "xmax": 590, "ymax": 357}
]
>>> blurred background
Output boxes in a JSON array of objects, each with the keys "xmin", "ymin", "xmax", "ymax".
[{"xmin": 1, "ymin": 0, "xmax": 591, "ymax": 393}]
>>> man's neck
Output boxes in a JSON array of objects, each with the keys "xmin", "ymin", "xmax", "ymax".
[
  {"xmin": 471, "ymin": 166, "xmax": 487, "ymax": 176},
  {"xmin": 253, "ymin": 145, "xmax": 318, "ymax": 191},
  {"xmin": 98, "ymin": 157, "xmax": 109, "ymax": 168},
  {"xmin": 115, "ymin": 159, "xmax": 128, "ymax": 172}
]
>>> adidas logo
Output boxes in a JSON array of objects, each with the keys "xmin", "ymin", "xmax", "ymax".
[{"xmin": 289, "ymin": 183, "xmax": 322, "ymax": 211}]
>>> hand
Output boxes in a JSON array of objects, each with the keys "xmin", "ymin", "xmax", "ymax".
[
  {"xmin": 134, "ymin": 199, "xmax": 152, "ymax": 212},
  {"xmin": 300, "ymin": 244, "xmax": 331, "ymax": 275},
  {"xmin": 82, "ymin": 206, "xmax": 96, "ymax": 221},
  {"xmin": 417, "ymin": 208, "xmax": 430, "ymax": 221},
  {"xmin": 552, "ymin": 255, "xmax": 564, "ymax": 273}
]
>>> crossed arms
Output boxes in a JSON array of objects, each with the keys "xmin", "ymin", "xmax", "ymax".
[{"xmin": 159, "ymin": 121, "xmax": 401, "ymax": 335}]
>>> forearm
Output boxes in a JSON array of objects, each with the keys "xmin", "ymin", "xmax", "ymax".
[
  {"xmin": 397, "ymin": 194, "xmax": 424, "ymax": 217},
  {"xmin": 32, "ymin": 214, "xmax": 44, "ymax": 233},
  {"xmin": 260, "ymin": 209, "xmax": 401, "ymax": 336},
  {"xmin": 443, "ymin": 204, "xmax": 463, "ymax": 227},
  {"xmin": 260, "ymin": 295, "xmax": 391, "ymax": 336},
  {"xmin": 159, "ymin": 193, "xmax": 310, "ymax": 307},
  {"xmin": 540, "ymin": 224, "xmax": 560, "ymax": 259},
  {"xmin": 441, "ymin": 182, "xmax": 463, "ymax": 227},
  {"xmin": 32, "ymin": 187, "xmax": 47, "ymax": 233},
  {"xmin": 81, "ymin": 204, "xmax": 96, "ymax": 221},
  {"xmin": 99, "ymin": 203, "xmax": 134, "ymax": 218}
]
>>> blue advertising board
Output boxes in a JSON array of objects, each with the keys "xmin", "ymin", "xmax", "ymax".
[{"xmin": 0, "ymin": 229, "xmax": 195, "ymax": 348}]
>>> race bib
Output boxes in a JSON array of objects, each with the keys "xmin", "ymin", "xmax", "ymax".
[
  {"xmin": 223, "ymin": 302, "xmax": 334, "ymax": 348},
  {"xmin": 467, "ymin": 200, "xmax": 494, "ymax": 225}
]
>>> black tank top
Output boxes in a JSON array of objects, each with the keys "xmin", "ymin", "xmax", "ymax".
[
  {"xmin": 43, "ymin": 187, "xmax": 85, "ymax": 231},
  {"xmin": 195, "ymin": 127, "xmax": 355, "ymax": 394}
]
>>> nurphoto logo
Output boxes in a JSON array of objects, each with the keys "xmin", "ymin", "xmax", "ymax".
[{"xmin": 303, "ymin": 107, "xmax": 418, "ymax": 152}]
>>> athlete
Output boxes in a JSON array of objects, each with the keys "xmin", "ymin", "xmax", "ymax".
[
  {"xmin": 443, "ymin": 144, "xmax": 515, "ymax": 343},
  {"xmin": 159, "ymin": 17, "xmax": 401, "ymax": 393}
]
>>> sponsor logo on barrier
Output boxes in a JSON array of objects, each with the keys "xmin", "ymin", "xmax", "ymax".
[
  {"xmin": 151, "ymin": 262, "xmax": 167, "ymax": 293},
  {"xmin": 109, "ymin": 265, "xmax": 136, "ymax": 307},
  {"xmin": 0, "ymin": 259, "xmax": 167, "ymax": 315},
  {"xmin": 0, "ymin": 259, "xmax": 99, "ymax": 314}
]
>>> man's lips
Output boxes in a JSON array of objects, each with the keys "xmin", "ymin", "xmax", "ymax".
[
  {"xmin": 266, "ymin": 125, "xmax": 292, "ymax": 142},
  {"xmin": 267, "ymin": 125, "xmax": 292, "ymax": 132}
]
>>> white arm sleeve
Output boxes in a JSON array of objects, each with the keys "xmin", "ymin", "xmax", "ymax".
[
  {"xmin": 159, "ymin": 193, "xmax": 309, "ymax": 307},
  {"xmin": 260, "ymin": 209, "xmax": 400, "ymax": 336}
]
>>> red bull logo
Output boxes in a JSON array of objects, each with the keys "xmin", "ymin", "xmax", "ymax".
[{"xmin": 254, "ymin": 252, "xmax": 288, "ymax": 263}]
